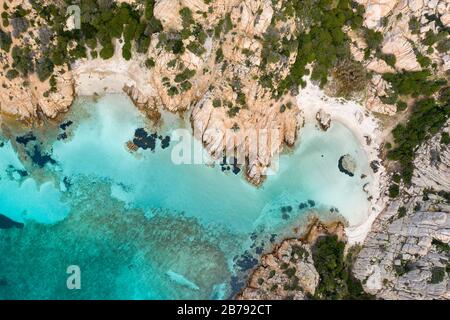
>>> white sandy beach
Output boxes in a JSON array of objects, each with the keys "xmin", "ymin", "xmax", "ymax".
[
  {"xmin": 72, "ymin": 41, "xmax": 155, "ymax": 97},
  {"xmin": 296, "ymin": 80, "xmax": 388, "ymax": 244}
]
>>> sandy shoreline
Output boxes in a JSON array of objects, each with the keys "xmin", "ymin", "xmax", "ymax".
[
  {"xmin": 71, "ymin": 50, "xmax": 387, "ymax": 244},
  {"xmin": 296, "ymin": 80, "xmax": 388, "ymax": 244},
  {"xmin": 72, "ymin": 41, "xmax": 154, "ymax": 98}
]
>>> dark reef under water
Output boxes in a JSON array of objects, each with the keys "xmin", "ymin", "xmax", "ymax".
[
  {"xmin": 0, "ymin": 214, "xmax": 24, "ymax": 229},
  {"xmin": 133, "ymin": 128, "xmax": 171, "ymax": 151}
]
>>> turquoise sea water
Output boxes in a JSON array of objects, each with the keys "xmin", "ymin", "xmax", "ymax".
[{"xmin": 0, "ymin": 95, "xmax": 372, "ymax": 299}]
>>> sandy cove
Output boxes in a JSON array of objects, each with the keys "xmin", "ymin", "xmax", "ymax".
[
  {"xmin": 72, "ymin": 46, "xmax": 388, "ymax": 244},
  {"xmin": 72, "ymin": 41, "xmax": 154, "ymax": 98},
  {"xmin": 296, "ymin": 79, "xmax": 389, "ymax": 244}
]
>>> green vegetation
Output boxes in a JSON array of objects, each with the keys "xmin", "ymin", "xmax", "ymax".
[
  {"xmin": 429, "ymin": 267, "xmax": 445, "ymax": 284},
  {"xmin": 380, "ymin": 53, "xmax": 396, "ymax": 68},
  {"xmin": 436, "ymin": 38, "xmax": 450, "ymax": 54},
  {"xmin": 212, "ymin": 98, "xmax": 221, "ymax": 108},
  {"xmin": 1, "ymin": 11, "xmax": 9, "ymax": 27},
  {"xmin": 388, "ymin": 184, "xmax": 400, "ymax": 198},
  {"xmin": 387, "ymin": 94, "xmax": 449, "ymax": 184},
  {"xmin": 441, "ymin": 132, "xmax": 450, "ymax": 145},
  {"xmin": 11, "ymin": 46, "xmax": 34, "ymax": 76},
  {"xmin": 397, "ymin": 206, "xmax": 407, "ymax": 219},
  {"xmin": 259, "ymin": 0, "xmax": 365, "ymax": 95},
  {"xmin": 145, "ymin": 58, "xmax": 155, "ymax": 69},
  {"xmin": 36, "ymin": 57, "xmax": 55, "ymax": 81},
  {"xmin": 394, "ymin": 257, "xmax": 411, "ymax": 276},
  {"xmin": 396, "ymin": 100, "xmax": 407, "ymax": 112},
  {"xmin": 312, "ymin": 235, "xmax": 373, "ymax": 300},
  {"xmin": 6, "ymin": 69, "xmax": 19, "ymax": 80},
  {"xmin": 382, "ymin": 71, "xmax": 445, "ymax": 99},
  {"xmin": 432, "ymin": 239, "xmax": 450, "ymax": 253},
  {"xmin": 17, "ymin": 0, "xmax": 164, "ymax": 83},
  {"xmin": 416, "ymin": 52, "xmax": 431, "ymax": 69},
  {"xmin": 363, "ymin": 28, "xmax": 383, "ymax": 52},
  {"xmin": 0, "ymin": 28, "xmax": 12, "ymax": 52},
  {"xmin": 331, "ymin": 58, "xmax": 368, "ymax": 98},
  {"xmin": 408, "ymin": 16, "xmax": 420, "ymax": 34}
]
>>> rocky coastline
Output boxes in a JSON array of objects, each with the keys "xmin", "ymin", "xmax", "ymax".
[{"xmin": 1, "ymin": 0, "xmax": 449, "ymax": 300}]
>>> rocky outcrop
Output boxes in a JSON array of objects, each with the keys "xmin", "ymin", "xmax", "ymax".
[
  {"xmin": 0, "ymin": 0, "xmax": 74, "ymax": 121},
  {"xmin": 237, "ymin": 220, "xmax": 346, "ymax": 300},
  {"xmin": 353, "ymin": 123, "xmax": 450, "ymax": 300},
  {"xmin": 148, "ymin": 0, "xmax": 302, "ymax": 185},
  {"xmin": 351, "ymin": 0, "xmax": 450, "ymax": 114},
  {"xmin": 123, "ymin": 84, "xmax": 161, "ymax": 123},
  {"xmin": 315, "ymin": 109, "xmax": 331, "ymax": 131},
  {"xmin": 338, "ymin": 154, "xmax": 357, "ymax": 177}
]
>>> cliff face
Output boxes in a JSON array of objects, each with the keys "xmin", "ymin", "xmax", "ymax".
[
  {"xmin": 353, "ymin": 122, "xmax": 450, "ymax": 300},
  {"xmin": 0, "ymin": 0, "xmax": 74, "ymax": 121}
]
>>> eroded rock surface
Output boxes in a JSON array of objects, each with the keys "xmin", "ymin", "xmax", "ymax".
[
  {"xmin": 0, "ymin": 0, "xmax": 74, "ymax": 121},
  {"xmin": 353, "ymin": 123, "xmax": 450, "ymax": 300}
]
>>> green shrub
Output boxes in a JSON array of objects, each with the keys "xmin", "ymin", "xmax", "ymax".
[
  {"xmin": 36, "ymin": 57, "xmax": 54, "ymax": 82},
  {"xmin": 268, "ymin": 270, "xmax": 276, "ymax": 279},
  {"xmin": 430, "ymin": 267, "xmax": 445, "ymax": 284},
  {"xmin": 0, "ymin": 29, "xmax": 12, "ymax": 52},
  {"xmin": 364, "ymin": 28, "xmax": 383, "ymax": 51},
  {"xmin": 416, "ymin": 53, "xmax": 431, "ymax": 68},
  {"xmin": 388, "ymin": 184, "xmax": 400, "ymax": 198},
  {"xmin": 283, "ymin": 267, "xmax": 296, "ymax": 278},
  {"xmin": 174, "ymin": 68, "xmax": 195, "ymax": 83},
  {"xmin": 122, "ymin": 41, "xmax": 132, "ymax": 60},
  {"xmin": 145, "ymin": 58, "xmax": 155, "ymax": 69},
  {"xmin": 382, "ymin": 70, "xmax": 445, "ymax": 98},
  {"xmin": 436, "ymin": 38, "xmax": 450, "ymax": 53},
  {"xmin": 387, "ymin": 98, "xmax": 449, "ymax": 183},
  {"xmin": 392, "ymin": 173, "xmax": 401, "ymax": 183},
  {"xmin": 380, "ymin": 53, "xmax": 396, "ymax": 68},
  {"xmin": 396, "ymin": 101, "xmax": 407, "ymax": 112},
  {"xmin": 186, "ymin": 41, "xmax": 205, "ymax": 56},
  {"xmin": 11, "ymin": 46, "xmax": 34, "ymax": 76},
  {"xmin": 432, "ymin": 239, "xmax": 450, "ymax": 253},
  {"xmin": 397, "ymin": 206, "xmax": 407, "ymax": 218},
  {"xmin": 312, "ymin": 235, "xmax": 372, "ymax": 300},
  {"xmin": 408, "ymin": 16, "xmax": 420, "ymax": 34},
  {"xmin": 100, "ymin": 42, "xmax": 115, "ymax": 59},
  {"xmin": 441, "ymin": 132, "xmax": 450, "ymax": 145},
  {"xmin": 6, "ymin": 69, "xmax": 19, "ymax": 80},
  {"xmin": 212, "ymin": 99, "xmax": 221, "ymax": 108}
]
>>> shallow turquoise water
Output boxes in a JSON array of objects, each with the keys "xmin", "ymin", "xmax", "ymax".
[{"xmin": 0, "ymin": 94, "xmax": 372, "ymax": 299}]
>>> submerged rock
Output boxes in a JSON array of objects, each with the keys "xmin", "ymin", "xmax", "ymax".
[
  {"xmin": 28, "ymin": 145, "xmax": 56, "ymax": 168},
  {"xmin": 16, "ymin": 132, "xmax": 37, "ymax": 146},
  {"xmin": 59, "ymin": 120, "xmax": 73, "ymax": 131},
  {"xmin": 0, "ymin": 214, "xmax": 24, "ymax": 229},
  {"xmin": 338, "ymin": 154, "xmax": 357, "ymax": 177}
]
